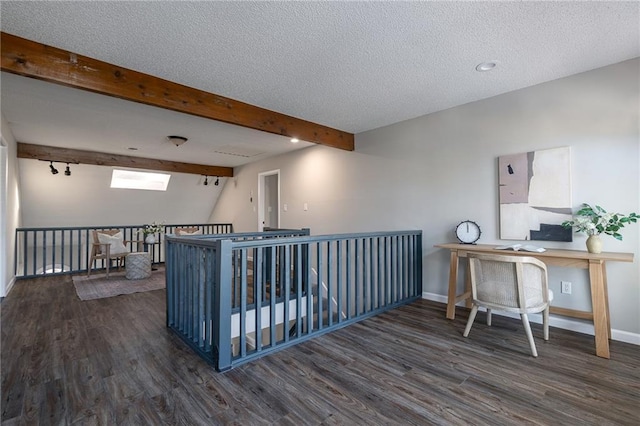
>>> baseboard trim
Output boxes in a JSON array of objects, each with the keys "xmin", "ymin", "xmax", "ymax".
[
  {"xmin": 3, "ymin": 276, "xmax": 16, "ymax": 299},
  {"xmin": 611, "ymin": 329, "xmax": 640, "ymax": 346},
  {"xmin": 422, "ymin": 292, "xmax": 639, "ymax": 346}
]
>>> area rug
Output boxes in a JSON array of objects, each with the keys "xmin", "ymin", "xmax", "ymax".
[{"xmin": 72, "ymin": 267, "xmax": 166, "ymax": 301}]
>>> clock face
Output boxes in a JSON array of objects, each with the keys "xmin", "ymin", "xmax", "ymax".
[{"xmin": 455, "ymin": 220, "xmax": 481, "ymax": 244}]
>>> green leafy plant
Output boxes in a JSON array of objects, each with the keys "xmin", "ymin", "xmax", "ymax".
[
  {"xmin": 562, "ymin": 203, "xmax": 639, "ymax": 240},
  {"xmin": 141, "ymin": 221, "xmax": 164, "ymax": 236}
]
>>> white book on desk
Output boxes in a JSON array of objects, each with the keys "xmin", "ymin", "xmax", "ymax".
[{"xmin": 494, "ymin": 243, "xmax": 546, "ymax": 253}]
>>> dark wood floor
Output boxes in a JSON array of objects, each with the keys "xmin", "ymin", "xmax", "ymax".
[{"xmin": 2, "ymin": 275, "xmax": 639, "ymax": 425}]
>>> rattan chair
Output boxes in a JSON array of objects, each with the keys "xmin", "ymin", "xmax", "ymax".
[
  {"xmin": 88, "ymin": 229, "xmax": 130, "ymax": 277},
  {"xmin": 463, "ymin": 253, "xmax": 551, "ymax": 357}
]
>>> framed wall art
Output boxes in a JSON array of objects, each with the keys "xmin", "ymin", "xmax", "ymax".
[{"xmin": 498, "ymin": 146, "xmax": 573, "ymax": 242}]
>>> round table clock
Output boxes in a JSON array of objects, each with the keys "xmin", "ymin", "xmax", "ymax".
[{"xmin": 455, "ymin": 220, "xmax": 481, "ymax": 244}]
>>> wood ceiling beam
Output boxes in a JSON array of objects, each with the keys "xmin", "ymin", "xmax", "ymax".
[
  {"xmin": 17, "ymin": 143, "xmax": 234, "ymax": 177},
  {"xmin": 1, "ymin": 32, "xmax": 354, "ymax": 151}
]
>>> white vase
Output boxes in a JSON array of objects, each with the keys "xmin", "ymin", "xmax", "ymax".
[
  {"xmin": 586, "ymin": 235, "xmax": 602, "ymax": 254},
  {"xmin": 145, "ymin": 235, "xmax": 156, "ymax": 244}
]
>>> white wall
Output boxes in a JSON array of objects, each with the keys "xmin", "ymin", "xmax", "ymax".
[
  {"xmin": 1, "ymin": 113, "xmax": 22, "ymax": 297},
  {"xmin": 18, "ymin": 159, "xmax": 226, "ymax": 227},
  {"xmin": 211, "ymin": 59, "xmax": 640, "ymax": 336}
]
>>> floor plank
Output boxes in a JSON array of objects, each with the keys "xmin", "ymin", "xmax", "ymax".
[{"xmin": 2, "ymin": 274, "xmax": 639, "ymax": 424}]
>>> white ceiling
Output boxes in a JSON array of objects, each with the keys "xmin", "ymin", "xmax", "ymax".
[{"xmin": 1, "ymin": 1, "xmax": 638, "ymax": 167}]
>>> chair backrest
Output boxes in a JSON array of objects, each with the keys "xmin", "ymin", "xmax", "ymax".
[
  {"xmin": 92, "ymin": 229, "xmax": 123, "ymax": 255},
  {"xmin": 468, "ymin": 253, "xmax": 549, "ymax": 312},
  {"xmin": 174, "ymin": 227, "xmax": 202, "ymax": 236}
]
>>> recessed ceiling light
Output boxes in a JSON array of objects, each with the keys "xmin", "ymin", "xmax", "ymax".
[
  {"xmin": 476, "ymin": 61, "xmax": 498, "ymax": 72},
  {"xmin": 290, "ymin": 138, "xmax": 300, "ymax": 143}
]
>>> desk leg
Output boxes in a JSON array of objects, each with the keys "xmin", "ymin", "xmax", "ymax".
[
  {"xmin": 464, "ymin": 259, "xmax": 472, "ymax": 309},
  {"xmin": 446, "ymin": 250, "xmax": 459, "ymax": 320},
  {"xmin": 602, "ymin": 263, "xmax": 611, "ymax": 340},
  {"xmin": 589, "ymin": 259, "xmax": 610, "ymax": 359}
]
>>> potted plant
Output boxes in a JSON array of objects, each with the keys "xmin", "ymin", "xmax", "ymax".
[
  {"xmin": 562, "ymin": 204, "xmax": 639, "ymax": 253},
  {"xmin": 141, "ymin": 221, "xmax": 164, "ymax": 244}
]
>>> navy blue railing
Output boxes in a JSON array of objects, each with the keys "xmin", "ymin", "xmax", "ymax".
[
  {"xmin": 14, "ymin": 223, "xmax": 233, "ymax": 278},
  {"xmin": 165, "ymin": 229, "xmax": 422, "ymax": 371}
]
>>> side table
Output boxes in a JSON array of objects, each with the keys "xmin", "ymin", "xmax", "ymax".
[{"xmin": 126, "ymin": 252, "xmax": 151, "ymax": 280}]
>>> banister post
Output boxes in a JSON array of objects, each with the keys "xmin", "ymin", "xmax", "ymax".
[
  {"xmin": 165, "ymin": 237, "xmax": 174, "ymax": 328},
  {"xmin": 215, "ymin": 239, "xmax": 233, "ymax": 371},
  {"xmin": 417, "ymin": 232, "xmax": 423, "ymax": 295}
]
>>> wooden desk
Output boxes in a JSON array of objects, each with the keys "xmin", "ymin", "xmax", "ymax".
[{"xmin": 435, "ymin": 243, "xmax": 634, "ymax": 359}]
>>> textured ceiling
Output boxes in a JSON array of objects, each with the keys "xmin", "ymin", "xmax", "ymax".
[{"xmin": 1, "ymin": 1, "xmax": 638, "ymax": 166}]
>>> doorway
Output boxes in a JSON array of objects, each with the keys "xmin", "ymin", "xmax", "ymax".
[
  {"xmin": 0, "ymin": 144, "xmax": 7, "ymax": 296},
  {"xmin": 258, "ymin": 170, "xmax": 280, "ymax": 231}
]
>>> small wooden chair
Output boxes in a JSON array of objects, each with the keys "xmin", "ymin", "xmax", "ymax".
[{"xmin": 88, "ymin": 229, "xmax": 130, "ymax": 277}]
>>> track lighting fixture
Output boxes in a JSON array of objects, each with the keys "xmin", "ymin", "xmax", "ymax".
[
  {"xmin": 203, "ymin": 176, "xmax": 209, "ymax": 186},
  {"xmin": 42, "ymin": 159, "xmax": 78, "ymax": 176},
  {"xmin": 214, "ymin": 177, "xmax": 220, "ymax": 186}
]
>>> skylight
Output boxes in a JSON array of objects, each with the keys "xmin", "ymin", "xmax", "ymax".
[{"xmin": 110, "ymin": 169, "xmax": 171, "ymax": 191}]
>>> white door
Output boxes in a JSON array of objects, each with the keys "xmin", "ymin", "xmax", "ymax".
[{"xmin": 258, "ymin": 170, "xmax": 280, "ymax": 231}]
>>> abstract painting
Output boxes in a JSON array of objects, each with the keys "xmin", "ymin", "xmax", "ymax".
[{"xmin": 499, "ymin": 146, "xmax": 573, "ymax": 242}]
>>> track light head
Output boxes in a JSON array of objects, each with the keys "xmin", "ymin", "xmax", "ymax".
[
  {"xmin": 203, "ymin": 176, "xmax": 209, "ymax": 186},
  {"xmin": 214, "ymin": 177, "xmax": 220, "ymax": 186},
  {"xmin": 49, "ymin": 161, "xmax": 59, "ymax": 175},
  {"xmin": 64, "ymin": 163, "xmax": 71, "ymax": 176}
]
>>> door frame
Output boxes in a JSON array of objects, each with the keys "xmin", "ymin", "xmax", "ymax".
[
  {"xmin": 0, "ymin": 142, "xmax": 7, "ymax": 297},
  {"xmin": 257, "ymin": 169, "xmax": 280, "ymax": 231}
]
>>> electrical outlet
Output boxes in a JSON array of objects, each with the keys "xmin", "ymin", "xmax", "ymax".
[{"xmin": 561, "ymin": 281, "xmax": 572, "ymax": 294}]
